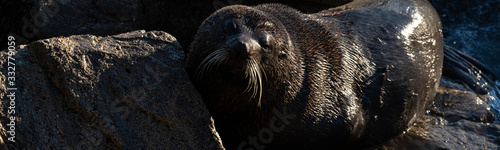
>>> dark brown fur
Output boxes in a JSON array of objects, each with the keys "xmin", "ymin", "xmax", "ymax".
[{"xmin": 186, "ymin": 0, "xmax": 443, "ymax": 149}]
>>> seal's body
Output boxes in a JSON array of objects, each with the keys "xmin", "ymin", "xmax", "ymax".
[{"xmin": 186, "ymin": 0, "xmax": 443, "ymax": 149}]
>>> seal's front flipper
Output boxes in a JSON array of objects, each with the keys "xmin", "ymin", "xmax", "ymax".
[{"xmin": 442, "ymin": 45, "xmax": 497, "ymax": 95}]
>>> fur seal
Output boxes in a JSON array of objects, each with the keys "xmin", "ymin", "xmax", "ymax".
[{"xmin": 186, "ymin": 0, "xmax": 444, "ymax": 149}]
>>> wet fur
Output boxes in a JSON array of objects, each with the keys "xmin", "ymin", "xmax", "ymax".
[{"xmin": 186, "ymin": 0, "xmax": 444, "ymax": 149}]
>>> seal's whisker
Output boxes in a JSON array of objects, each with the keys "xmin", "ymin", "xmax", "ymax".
[
  {"xmin": 197, "ymin": 55, "xmax": 214, "ymax": 78},
  {"xmin": 184, "ymin": 2, "xmax": 449, "ymax": 147},
  {"xmin": 196, "ymin": 49, "xmax": 227, "ymax": 78},
  {"xmin": 253, "ymin": 62, "xmax": 260, "ymax": 98},
  {"xmin": 250, "ymin": 61, "xmax": 258, "ymax": 97},
  {"xmin": 250, "ymin": 62, "xmax": 257, "ymax": 97},
  {"xmin": 256, "ymin": 62, "xmax": 267, "ymax": 80},
  {"xmin": 244, "ymin": 60, "xmax": 253, "ymax": 93},
  {"xmin": 255, "ymin": 60, "xmax": 264, "ymax": 107},
  {"xmin": 214, "ymin": 51, "xmax": 229, "ymax": 73},
  {"xmin": 243, "ymin": 58, "xmax": 263, "ymax": 107}
]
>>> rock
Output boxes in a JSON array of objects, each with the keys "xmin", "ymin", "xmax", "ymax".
[
  {"xmin": 3, "ymin": 0, "xmax": 497, "ymax": 75},
  {"xmin": 374, "ymin": 77, "xmax": 500, "ymax": 149},
  {"xmin": 0, "ymin": 30, "xmax": 224, "ymax": 149},
  {"xmin": 430, "ymin": 0, "xmax": 500, "ymax": 76},
  {"xmin": 375, "ymin": 116, "xmax": 500, "ymax": 149},
  {"xmin": 1, "ymin": 0, "xmax": 498, "ymax": 149},
  {"xmin": 1, "ymin": 0, "xmax": 349, "ymax": 51}
]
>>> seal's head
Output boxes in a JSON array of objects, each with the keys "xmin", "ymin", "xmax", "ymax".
[{"xmin": 186, "ymin": 5, "xmax": 297, "ymax": 112}]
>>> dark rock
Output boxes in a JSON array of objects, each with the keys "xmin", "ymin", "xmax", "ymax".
[
  {"xmin": 430, "ymin": 0, "xmax": 500, "ymax": 76},
  {"xmin": 374, "ymin": 116, "xmax": 500, "ymax": 149},
  {"xmin": 373, "ymin": 77, "xmax": 500, "ymax": 149},
  {"xmin": 432, "ymin": 77, "xmax": 495, "ymax": 123},
  {"xmin": 2, "ymin": 0, "xmax": 497, "ymax": 73},
  {"xmin": 1, "ymin": 0, "xmax": 498, "ymax": 149},
  {"xmin": 0, "ymin": 0, "xmax": 349, "ymax": 52},
  {"xmin": 0, "ymin": 30, "xmax": 224, "ymax": 149}
]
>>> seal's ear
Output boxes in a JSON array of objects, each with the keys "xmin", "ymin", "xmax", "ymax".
[{"xmin": 442, "ymin": 45, "xmax": 497, "ymax": 95}]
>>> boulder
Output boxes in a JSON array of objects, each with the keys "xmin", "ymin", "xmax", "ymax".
[
  {"xmin": 0, "ymin": 30, "xmax": 224, "ymax": 149},
  {"xmin": 1, "ymin": 0, "xmax": 499, "ymax": 149},
  {"xmin": 376, "ymin": 77, "xmax": 500, "ymax": 149}
]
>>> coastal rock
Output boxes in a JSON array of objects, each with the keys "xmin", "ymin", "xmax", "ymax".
[
  {"xmin": 0, "ymin": 0, "xmax": 348, "ymax": 50},
  {"xmin": 376, "ymin": 77, "xmax": 500, "ymax": 149},
  {"xmin": 0, "ymin": 0, "xmax": 498, "ymax": 149},
  {"xmin": 430, "ymin": 0, "xmax": 500, "ymax": 76},
  {"xmin": 0, "ymin": 30, "xmax": 224, "ymax": 149}
]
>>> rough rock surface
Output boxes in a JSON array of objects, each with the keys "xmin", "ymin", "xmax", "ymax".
[
  {"xmin": 375, "ymin": 77, "xmax": 500, "ymax": 149},
  {"xmin": 1, "ymin": 0, "xmax": 499, "ymax": 149},
  {"xmin": 0, "ymin": 30, "xmax": 224, "ymax": 149}
]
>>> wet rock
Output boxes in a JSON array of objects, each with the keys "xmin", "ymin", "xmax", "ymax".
[
  {"xmin": 375, "ymin": 116, "xmax": 500, "ymax": 150},
  {"xmin": 431, "ymin": 0, "xmax": 500, "ymax": 76},
  {"xmin": 432, "ymin": 77, "xmax": 495, "ymax": 123},
  {"xmin": 0, "ymin": 30, "xmax": 224, "ymax": 149},
  {"xmin": 374, "ymin": 77, "xmax": 500, "ymax": 149},
  {"xmin": 1, "ymin": 0, "xmax": 498, "ymax": 149}
]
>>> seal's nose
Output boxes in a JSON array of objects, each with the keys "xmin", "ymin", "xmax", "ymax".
[
  {"xmin": 228, "ymin": 34, "xmax": 260, "ymax": 58},
  {"xmin": 233, "ymin": 35, "xmax": 250, "ymax": 57}
]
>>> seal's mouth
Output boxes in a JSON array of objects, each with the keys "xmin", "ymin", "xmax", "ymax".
[
  {"xmin": 219, "ymin": 62, "xmax": 247, "ymax": 82},
  {"xmin": 196, "ymin": 50, "xmax": 265, "ymax": 107},
  {"xmin": 195, "ymin": 29, "xmax": 267, "ymax": 107}
]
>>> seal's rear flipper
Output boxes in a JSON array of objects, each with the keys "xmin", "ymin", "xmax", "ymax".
[{"xmin": 442, "ymin": 45, "xmax": 497, "ymax": 95}]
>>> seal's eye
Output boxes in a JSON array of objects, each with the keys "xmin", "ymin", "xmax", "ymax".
[
  {"xmin": 259, "ymin": 33, "xmax": 273, "ymax": 53},
  {"xmin": 224, "ymin": 20, "xmax": 238, "ymax": 34}
]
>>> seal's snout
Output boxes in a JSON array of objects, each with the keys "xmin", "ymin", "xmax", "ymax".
[
  {"xmin": 232, "ymin": 35, "xmax": 249, "ymax": 57},
  {"xmin": 227, "ymin": 34, "xmax": 261, "ymax": 58}
]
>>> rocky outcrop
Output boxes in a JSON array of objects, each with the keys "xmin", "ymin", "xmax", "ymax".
[
  {"xmin": 0, "ymin": 30, "xmax": 224, "ymax": 149},
  {"xmin": 1, "ymin": 0, "xmax": 499, "ymax": 149},
  {"xmin": 377, "ymin": 77, "xmax": 500, "ymax": 149}
]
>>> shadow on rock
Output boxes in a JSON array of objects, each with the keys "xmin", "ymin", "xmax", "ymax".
[{"xmin": 0, "ymin": 30, "xmax": 224, "ymax": 149}]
